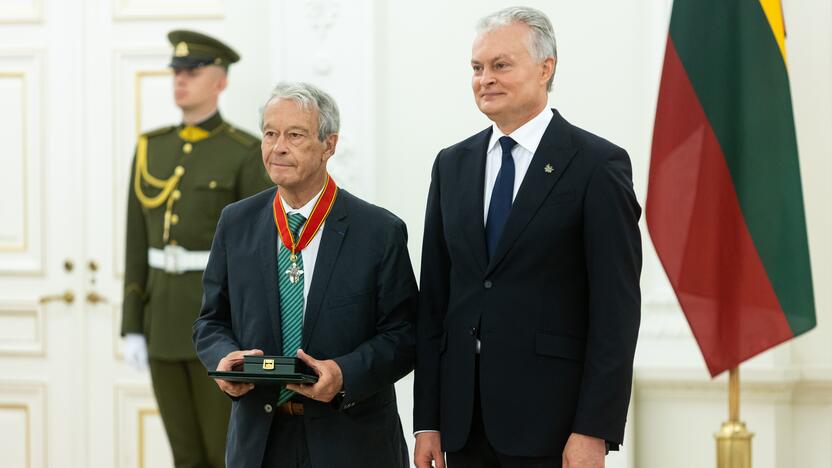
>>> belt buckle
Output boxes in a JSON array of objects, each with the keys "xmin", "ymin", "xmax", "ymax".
[
  {"xmin": 278, "ymin": 401, "xmax": 304, "ymax": 416},
  {"xmin": 163, "ymin": 244, "xmax": 185, "ymax": 274}
]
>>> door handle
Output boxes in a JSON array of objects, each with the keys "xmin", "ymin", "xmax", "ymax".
[
  {"xmin": 39, "ymin": 290, "xmax": 75, "ymax": 305},
  {"xmin": 85, "ymin": 291, "xmax": 108, "ymax": 304}
]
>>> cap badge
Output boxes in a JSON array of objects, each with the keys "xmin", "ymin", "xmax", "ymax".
[{"xmin": 174, "ymin": 41, "xmax": 189, "ymax": 57}]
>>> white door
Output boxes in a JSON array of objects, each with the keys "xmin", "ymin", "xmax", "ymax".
[
  {"xmin": 1, "ymin": 0, "xmax": 88, "ymax": 466},
  {"xmin": 0, "ymin": 1, "xmax": 268, "ymax": 467}
]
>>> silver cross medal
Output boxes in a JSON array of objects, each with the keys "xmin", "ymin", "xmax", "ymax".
[{"xmin": 285, "ymin": 253, "xmax": 304, "ymax": 284}]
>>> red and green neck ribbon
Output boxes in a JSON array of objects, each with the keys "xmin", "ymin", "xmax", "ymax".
[{"xmin": 273, "ymin": 175, "xmax": 338, "ymax": 257}]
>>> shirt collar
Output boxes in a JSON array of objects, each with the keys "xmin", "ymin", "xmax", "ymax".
[
  {"xmin": 280, "ymin": 184, "xmax": 326, "ymax": 220},
  {"xmin": 487, "ymin": 107, "xmax": 554, "ymax": 155},
  {"xmin": 179, "ymin": 110, "xmax": 224, "ymax": 132}
]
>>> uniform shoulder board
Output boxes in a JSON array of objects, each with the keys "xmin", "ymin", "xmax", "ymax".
[
  {"xmin": 141, "ymin": 125, "xmax": 176, "ymax": 139},
  {"xmin": 225, "ymin": 125, "xmax": 260, "ymax": 148}
]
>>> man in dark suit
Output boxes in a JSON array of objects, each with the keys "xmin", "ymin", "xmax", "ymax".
[
  {"xmin": 193, "ymin": 81, "xmax": 417, "ymax": 468},
  {"xmin": 413, "ymin": 7, "xmax": 641, "ymax": 468}
]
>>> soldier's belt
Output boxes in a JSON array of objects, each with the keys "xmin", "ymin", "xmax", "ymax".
[{"xmin": 148, "ymin": 246, "xmax": 210, "ymax": 274}]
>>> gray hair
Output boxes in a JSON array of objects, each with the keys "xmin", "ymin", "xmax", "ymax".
[
  {"xmin": 260, "ymin": 81, "xmax": 340, "ymax": 141},
  {"xmin": 476, "ymin": 6, "xmax": 557, "ymax": 91}
]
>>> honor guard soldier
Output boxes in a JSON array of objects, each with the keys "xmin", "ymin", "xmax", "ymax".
[{"xmin": 121, "ymin": 30, "xmax": 272, "ymax": 468}]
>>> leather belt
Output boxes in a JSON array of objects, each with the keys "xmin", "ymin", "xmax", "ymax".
[
  {"xmin": 147, "ymin": 246, "xmax": 210, "ymax": 274},
  {"xmin": 276, "ymin": 401, "xmax": 304, "ymax": 416}
]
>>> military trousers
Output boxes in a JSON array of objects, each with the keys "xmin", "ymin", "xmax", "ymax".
[{"xmin": 149, "ymin": 358, "xmax": 231, "ymax": 468}]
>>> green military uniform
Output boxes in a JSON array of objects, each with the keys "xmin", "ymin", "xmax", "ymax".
[{"xmin": 121, "ymin": 30, "xmax": 272, "ymax": 468}]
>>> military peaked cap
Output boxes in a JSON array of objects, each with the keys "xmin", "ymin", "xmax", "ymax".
[{"xmin": 167, "ymin": 30, "xmax": 240, "ymax": 69}]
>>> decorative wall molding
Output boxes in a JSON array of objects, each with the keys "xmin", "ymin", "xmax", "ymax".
[
  {"xmin": 0, "ymin": 51, "xmax": 44, "ymax": 276},
  {"xmin": 112, "ymin": 302, "xmax": 124, "ymax": 361},
  {"xmin": 0, "ymin": 71, "xmax": 29, "ymax": 253},
  {"xmin": 0, "ymin": 382, "xmax": 47, "ymax": 468},
  {"xmin": 272, "ymin": 0, "xmax": 377, "ymax": 202},
  {"xmin": 635, "ymin": 366, "xmax": 832, "ymax": 404},
  {"xmin": 114, "ymin": 384, "xmax": 171, "ymax": 468},
  {"xmin": 113, "ymin": 0, "xmax": 223, "ymax": 21},
  {"xmin": 632, "ymin": 365, "xmax": 832, "ymax": 468},
  {"xmin": 0, "ymin": 0, "xmax": 42, "ymax": 23},
  {"xmin": 0, "ymin": 301, "xmax": 44, "ymax": 356},
  {"xmin": 302, "ymin": 0, "xmax": 341, "ymax": 75}
]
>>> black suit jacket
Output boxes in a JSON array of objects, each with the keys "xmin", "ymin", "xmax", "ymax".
[
  {"xmin": 194, "ymin": 187, "xmax": 417, "ymax": 468},
  {"xmin": 413, "ymin": 110, "xmax": 641, "ymax": 456}
]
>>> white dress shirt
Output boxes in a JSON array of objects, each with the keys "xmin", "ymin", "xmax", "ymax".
[
  {"xmin": 483, "ymin": 107, "xmax": 554, "ymax": 224},
  {"xmin": 278, "ymin": 186, "xmax": 325, "ymax": 315}
]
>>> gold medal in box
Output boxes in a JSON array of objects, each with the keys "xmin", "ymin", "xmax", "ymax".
[{"xmin": 208, "ymin": 356, "xmax": 318, "ymax": 385}]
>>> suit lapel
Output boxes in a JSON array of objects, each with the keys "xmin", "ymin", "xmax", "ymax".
[
  {"xmin": 461, "ymin": 128, "xmax": 492, "ymax": 272},
  {"xmin": 485, "ymin": 111, "xmax": 578, "ymax": 276},
  {"xmin": 258, "ymin": 188, "xmax": 283, "ymax": 351},
  {"xmin": 301, "ymin": 192, "xmax": 348, "ymax": 349}
]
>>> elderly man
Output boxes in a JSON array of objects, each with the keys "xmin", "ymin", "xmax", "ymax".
[
  {"xmin": 414, "ymin": 7, "xmax": 641, "ymax": 468},
  {"xmin": 193, "ymin": 82, "xmax": 417, "ymax": 468},
  {"xmin": 121, "ymin": 30, "xmax": 271, "ymax": 467}
]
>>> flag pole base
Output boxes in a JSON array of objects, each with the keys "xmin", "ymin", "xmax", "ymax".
[{"xmin": 715, "ymin": 420, "xmax": 753, "ymax": 468}]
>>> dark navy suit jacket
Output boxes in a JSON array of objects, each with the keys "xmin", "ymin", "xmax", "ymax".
[
  {"xmin": 194, "ymin": 187, "xmax": 417, "ymax": 468},
  {"xmin": 413, "ymin": 110, "xmax": 642, "ymax": 456}
]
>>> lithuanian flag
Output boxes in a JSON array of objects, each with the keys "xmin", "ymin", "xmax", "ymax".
[{"xmin": 646, "ymin": 0, "xmax": 816, "ymax": 377}]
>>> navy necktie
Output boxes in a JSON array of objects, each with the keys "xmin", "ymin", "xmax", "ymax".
[{"xmin": 485, "ymin": 136, "xmax": 517, "ymax": 259}]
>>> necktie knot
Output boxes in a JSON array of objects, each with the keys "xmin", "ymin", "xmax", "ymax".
[
  {"xmin": 287, "ymin": 213, "xmax": 306, "ymax": 237},
  {"xmin": 498, "ymin": 136, "xmax": 517, "ymax": 159}
]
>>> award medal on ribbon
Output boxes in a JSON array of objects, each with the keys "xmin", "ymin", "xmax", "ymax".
[{"xmin": 272, "ymin": 175, "xmax": 338, "ymax": 284}]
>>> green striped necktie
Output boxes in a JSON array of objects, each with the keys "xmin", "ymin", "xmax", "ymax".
[{"xmin": 277, "ymin": 212, "xmax": 306, "ymax": 406}]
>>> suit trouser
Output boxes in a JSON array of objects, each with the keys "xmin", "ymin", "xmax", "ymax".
[
  {"xmin": 149, "ymin": 358, "xmax": 231, "ymax": 468},
  {"xmin": 446, "ymin": 357, "xmax": 559, "ymax": 468},
  {"xmin": 261, "ymin": 411, "xmax": 311, "ymax": 468}
]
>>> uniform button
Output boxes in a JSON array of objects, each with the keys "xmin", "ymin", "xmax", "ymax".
[
  {"xmin": 172, "ymin": 190, "xmax": 181, "ymax": 200},
  {"xmin": 183, "ymin": 143, "xmax": 193, "ymax": 154},
  {"xmin": 169, "ymin": 239, "xmax": 178, "ymax": 246},
  {"xmin": 171, "ymin": 214, "xmax": 180, "ymax": 225},
  {"xmin": 208, "ymin": 180, "xmax": 218, "ymax": 189},
  {"xmin": 264, "ymin": 404, "xmax": 273, "ymax": 413},
  {"xmin": 470, "ymin": 327, "xmax": 478, "ymax": 336},
  {"xmin": 174, "ymin": 165, "xmax": 185, "ymax": 176},
  {"xmin": 483, "ymin": 280, "xmax": 493, "ymax": 289}
]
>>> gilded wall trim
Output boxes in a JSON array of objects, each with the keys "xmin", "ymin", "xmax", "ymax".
[{"xmin": 0, "ymin": 72, "xmax": 29, "ymax": 253}]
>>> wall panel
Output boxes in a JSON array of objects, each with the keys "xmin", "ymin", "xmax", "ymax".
[
  {"xmin": 0, "ymin": 52, "xmax": 42, "ymax": 275},
  {"xmin": 115, "ymin": 385, "xmax": 173, "ymax": 468},
  {"xmin": 0, "ymin": 301, "xmax": 43, "ymax": 356},
  {"xmin": 0, "ymin": 0, "xmax": 41, "ymax": 23},
  {"xmin": 113, "ymin": 0, "xmax": 222, "ymax": 20},
  {"xmin": 0, "ymin": 383, "xmax": 46, "ymax": 468}
]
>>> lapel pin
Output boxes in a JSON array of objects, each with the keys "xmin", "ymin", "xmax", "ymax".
[{"xmin": 544, "ymin": 163, "xmax": 554, "ymax": 174}]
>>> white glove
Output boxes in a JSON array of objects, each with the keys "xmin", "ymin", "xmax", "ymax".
[{"xmin": 123, "ymin": 333, "xmax": 149, "ymax": 371}]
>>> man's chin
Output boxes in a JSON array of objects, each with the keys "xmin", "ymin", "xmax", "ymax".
[
  {"xmin": 269, "ymin": 172, "xmax": 295, "ymax": 188},
  {"xmin": 477, "ymin": 102, "xmax": 502, "ymax": 120}
]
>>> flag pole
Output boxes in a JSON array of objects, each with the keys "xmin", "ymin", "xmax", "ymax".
[{"xmin": 716, "ymin": 367, "xmax": 753, "ymax": 468}]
